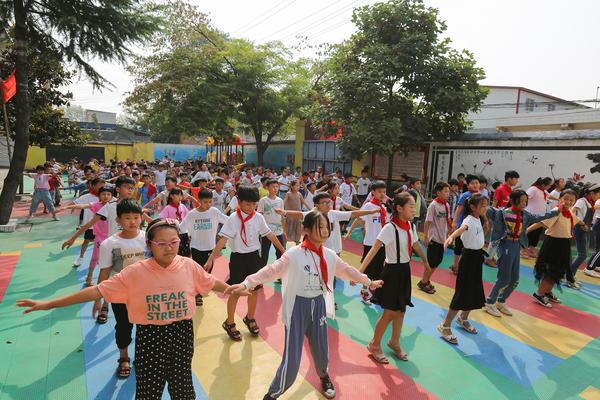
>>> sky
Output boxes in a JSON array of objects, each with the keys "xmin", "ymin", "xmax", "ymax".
[{"xmin": 65, "ymin": 0, "xmax": 600, "ymax": 114}]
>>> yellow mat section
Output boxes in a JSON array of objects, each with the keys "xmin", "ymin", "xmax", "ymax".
[{"xmin": 580, "ymin": 386, "xmax": 600, "ymax": 400}]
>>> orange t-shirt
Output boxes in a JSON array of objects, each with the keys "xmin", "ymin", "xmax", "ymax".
[{"xmin": 97, "ymin": 255, "xmax": 216, "ymax": 325}]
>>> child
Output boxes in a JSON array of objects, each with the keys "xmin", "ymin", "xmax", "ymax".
[
  {"xmin": 456, "ymin": 173, "xmax": 466, "ymax": 194},
  {"xmin": 492, "ymin": 171, "xmax": 519, "ymax": 208},
  {"xmin": 571, "ymin": 184, "xmax": 600, "ymax": 279},
  {"xmin": 212, "ymin": 177, "xmax": 229, "ymax": 213},
  {"xmin": 145, "ymin": 176, "xmax": 198, "ymax": 211},
  {"xmin": 18, "ymin": 218, "xmax": 230, "ymax": 399},
  {"xmin": 356, "ymin": 168, "xmax": 371, "ymax": 206},
  {"xmin": 226, "ymin": 211, "xmax": 383, "ymax": 399},
  {"xmin": 408, "ymin": 178, "xmax": 427, "ymax": 228},
  {"xmin": 450, "ymin": 175, "xmax": 481, "ymax": 274},
  {"xmin": 204, "ymin": 185, "xmax": 286, "ymax": 341},
  {"xmin": 139, "ymin": 173, "xmax": 157, "ymax": 209},
  {"xmin": 523, "ymin": 177, "xmax": 553, "ymax": 259},
  {"xmin": 304, "ymin": 181, "xmax": 316, "ymax": 210},
  {"xmin": 439, "ymin": 194, "xmax": 489, "ymax": 345},
  {"xmin": 277, "ymin": 168, "xmax": 291, "ymax": 198},
  {"xmin": 181, "ymin": 189, "xmax": 229, "ymax": 306},
  {"xmin": 154, "ymin": 163, "xmax": 167, "ymax": 192},
  {"xmin": 159, "ymin": 188, "xmax": 189, "ymax": 223},
  {"xmin": 258, "ymin": 176, "xmax": 269, "ymax": 198},
  {"xmin": 447, "ymin": 179, "xmax": 460, "ymax": 220},
  {"xmin": 484, "ymin": 190, "xmax": 559, "ymax": 317},
  {"xmin": 258, "ymin": 180, "xmax": 286, "ymax": 266},
  {"xmin": 360, "ymin": 193, "xmax": 430, "ymax": 363},
  {"xmin": 528, "ymin": 189, "xmax": 587, "ymax": 306},
  {"xmin": 419, "ymin": 182, "xmax": 452, "ymax": 294},
  {"xmin": 24, "ymin": 165, "xmax": 60, "ymax": 223},
  {"xmin": 284, "ymin": 180, "xmax": 309, "ymax": 245},
  {"xmin": 339, "ymin": 173, "xmax": 357, "ymax": 207},
  {"xmin": 71, "ymin": 178, "xmax": 105, "ymax": 267}
]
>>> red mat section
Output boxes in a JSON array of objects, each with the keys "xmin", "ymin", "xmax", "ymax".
[
  {"xmin": 0, "ymin": 255, "xmax": 19, "ymax": 303},
  {"xmin": 343, "ymin": 239, "xmax": 600, "ymax": 338},
  {"xmin": 210, "ymin": 256, "xmax": 437, "ymax": 400}
]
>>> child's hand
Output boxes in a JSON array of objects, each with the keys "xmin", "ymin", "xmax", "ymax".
[
  {"xmin": 62, "ymin": 238, "xmax": 75, "ymax": 250},
  {"xmin": 16, "ymin": 299, "xmax": 50, "ymax": 314},
  {"xmin": 202, "ymin": 259, "xmax": 214, "ymax": 272},
  {"xmin": 349, "ymin": 280, "xmax": 357, "ymax": 286},
  {"xmin": 444, "ymin": 237, "xmax": 454, "ymax": 248},
  {"xmin": 423, "ymin": 237, "xmax": 429, "ymax": 247},
  {"xmin": 582, "ymin": 224, "xmax": 590, "ymax": 232},
  {"xmin": 225, "ymin": 284, "xmax": 250, "ymax": 296},
  {"xmin": 369, "ymin": 280, "xmax": 384, "ymax": 290},
  {"xmin": 274, "ymin": 208, "xmax": 285, "ymax": 216},
  {"xmin": 92, "ymin": 300, "xmax": 102, "ymax": 319},
  {"xmin": 343, "ymin": 232, "xmax": 351, "ymax": 240}
]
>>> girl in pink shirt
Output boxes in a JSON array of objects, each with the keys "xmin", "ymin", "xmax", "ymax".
[
  {"xmin": 159, "ymin": 188, "xmax": 189, "ymax": 222},
  {"xmin": 17, "ymin": 218, "xmax": 232, "ymax": 400}
]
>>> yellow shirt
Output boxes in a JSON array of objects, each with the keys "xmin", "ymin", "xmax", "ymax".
[
  {"xmin": 259, "ymin": 187, "xmax": 269, "ymax": 199},
  {"xmin": 132, "ymin": 181, "xmax": 144, "ymax": 203},
  {"xmin": 541, "ymin": 212, "xmax": 581, "ymax": 238}
]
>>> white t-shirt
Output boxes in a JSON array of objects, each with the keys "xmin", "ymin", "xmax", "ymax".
[
  {"xmin": 594, "ymin": 199, "xmax": 600, "ymax": 221},
  {"xmin": 278, "ymin": 176, "xmax": 290, "ymax": 192},
  {"xmin": 357, "ymin": 177, "xmax": 371, "ymax": 196},
  {"xmin": 97, "ymin": 201, "xmax": 120, "ymax": 236},
  {"xmin": 573, "ymin": 197, "xmax": 592, "ymax": 222},
  {"xmin": 154, "ymin": 170, "xmax": 167, "ymax": 186},
  {"xmin": 525, "ymin": 186, "xmax": 547, "ymax": 215},
  {"xmin": 258, "ymin": 196, "xmax": 284, "ymax": 236},
  {"xmin": 181, "ymin": 207, "xmax": 228, "ymax": 251},
  {"xmin": 74, "ymin": 193, "xmax": 99, "ymax": 225},
  {"xmin": 191, "ymin": 170, "xmax": 213, "ymax": 183},
  {"xmin": 324, "ymin": 210, "xmax": 352, "ymax": 254},
  {"xmin": 376, "ymin": 222, "xmax": 418, "ymax": 264},
  {"xmin": 304, "ymin": 191, "xmax": 315, "ymax": 210},
  {"xmin": 339, "ymin": 183, "xmax": 356, "ymax": 205},
  {"xmin": 360, "ymin": 202, "xmax": 389, "ymax": 246},
  {"xmin": 28, "ymin": 173, "xmax": 51, "ymax": 190},
  {"xmin": 227, "ymin": 196, "xmax": 238, "ymax": 212},
  {"xmin": 548, "ymin": 189, "xmax": 561, "ymax": 209},
  {"xmin": 98, "ymin": 231, "xmax": 146, "ymax": 276},
  {"xmin": 219, "ymin": 211, "xmax": 271, "ymax": 253},
  {"xmin": 460, "ymin": 215, "xmax": 485, "ymax": 249},
  {"xmin": 212, "ymin": 190, "xmax": 228, "ymax": 213}
]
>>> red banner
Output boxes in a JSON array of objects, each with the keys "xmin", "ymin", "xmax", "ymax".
[{"xmin": 1, "ymin": 69, "xmax": 16, "ymax": 104}]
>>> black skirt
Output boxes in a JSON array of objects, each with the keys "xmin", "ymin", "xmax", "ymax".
[
  {"xmin": 534, "ymin": 236, "xmax": 571, "ymax": 284},
  {"xmin": 227, "ymin": 251, "xmax": 261, "ymax": 285},
  {"xmin": 362, "ymin": 245, "xmax": 386, "ymax": 281},
  {"xmin": 449, "ymin": 249, "xmax": 485, "ymax": 311},
  {"xmin": 375, "ymin": 262, "xmax": 414, "ymax": 312}
]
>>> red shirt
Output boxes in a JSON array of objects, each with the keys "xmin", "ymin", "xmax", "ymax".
[{"xmin": 494, "ymin": 182, "xmax": 512, "ymax": 208}]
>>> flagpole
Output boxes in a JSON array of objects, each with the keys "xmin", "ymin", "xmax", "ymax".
[{"xmin": 2, "ymin": 102, "xmax": 11, "ymax": 161}]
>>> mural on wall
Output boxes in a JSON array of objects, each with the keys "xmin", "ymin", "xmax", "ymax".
[
  {"xmin": 154, "ymin": 143, "xmax": 206, "ymax": 162},
  {"xmin": 433, "ymin": 147, "xmax": 600, "ymax": 189},
  {"xmin": 244, "ymin": 143, "xmax": 295, "ymax": 170}
]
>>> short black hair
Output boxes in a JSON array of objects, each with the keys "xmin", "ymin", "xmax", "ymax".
[
  {"xmin": 237, "ymin": 185, "xmax": 260, "ymax": 202},
  {"xmin": 344, "ymin": 172, "xmax": 353, "ymax": 179},
  {"xmin": 266, "ymin": 179, "xmax": 279, "ymax": 187},
  {"xmin": 115, "ymin": 175, "xmax": 135, "ymax": 188},
  {"xmin": 478, "ymin": 175, "xmax": 488, "ymax": 185},
  {"xmin": 433, "ymin": 181, "xmax": 450, "ymax": 194},
  {"xmin": 214, "ymin": 177, "xmax": 224, "ymax": 183},
  {"xmin": 448, "ymin": 178, "xmax": 459, "ymax": 186},
  {"xmin": 509, "ymin": 189, "xmax": 527, "ymax": 206},
  {"xmin": 505, "ymin": 170, "xmax": 520, "ymax": 181},
  {"xmin": 370, "ymin": 180, "xmax": 386, "ymax": 191},
  {"xmin": 98, "ymin": 187, "xmax": 113, "ymax": 196},
  {"xmin": 165, "ymin": 176, "xmax": 177, "ymax": 184},
  {"xmin": 89, "ymin": 177, "xmax": 104, "ymax": 187},
  {"xmin": 116, "ymin": 199, "xmax": 143, "ymax": 217},
  {"xmin": 35, "ymin": 165, "xmax": 44, "ymax": 171},
  {"xmin": 198, "ymin": 189, "xmax": 213, "ymax": 200},
  {"xmin": 457, "ymin": 173, "xmax": 466, "ymax": 178},
  {"xmin": 465, "ymin": 174, "xmax": 480, "ymax": 184},
  {"xmin": 313, "ymin": 192, "xmax": 331, "ymax": 205}
]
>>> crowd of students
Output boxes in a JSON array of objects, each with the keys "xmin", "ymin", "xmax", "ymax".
[{"xmin": 16, "ymin": 157, "xmax": 600, "ymax": 400}]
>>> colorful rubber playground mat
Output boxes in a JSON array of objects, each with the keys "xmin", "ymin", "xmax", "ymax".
[{"xmin": 1, "ymin": 206, "xmax": 600, "ymax": 398}]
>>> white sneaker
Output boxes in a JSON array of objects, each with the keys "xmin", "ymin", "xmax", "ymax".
[
  {"xmin": 583, "ymin": 269, "xmax": 600, "ymax": 278},
  {"xmin": 25, "ymin": 217, "xmax": 32, "ymax": 223},
  {"xmin": 73, "ymin": 257, "xmax": 83, "ymax": 267},
  {"xmin": 484, "ymin": 303, "xmax": 501, "ymax": 317},
  {"xmin": 52, "ymin": 216, "xmax": 60, "ymax": 221},
  {"xmin": 496, "ymin": 303, "xmax": 513, "ymax": 316}
]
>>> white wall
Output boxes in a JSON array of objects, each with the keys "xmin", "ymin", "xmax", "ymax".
[{"xmin": 85, "ymin": 110, "xmax": 117, "ymax": 125}]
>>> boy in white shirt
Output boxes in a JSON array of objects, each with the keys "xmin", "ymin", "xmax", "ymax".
[
  {"xmin": 257, "ymin": 180, "xmax": 286, "ymax": 266},
  {"xmin": 212, "ymin": 177, "xmax": 228, "ymax": 213},
  {"xmin": 356, "ymin": 169, "xmax": 371, "ymax": 206},
  {"xmin": 153, "ymin": 164, "xmax": 167, "ymax": 192},
  {"xmin": 204, "ymin": 185, "xmax": 286, "ymax": 341},
  {"xmin": 339, "ymin": 173, "xmax": 358, "ymax": 207}
]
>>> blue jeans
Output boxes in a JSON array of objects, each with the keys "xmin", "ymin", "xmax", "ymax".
[
  {"xmin": 570, "ymin": 225, "xmax": 588, "ymax": 277},
  {"xmin": 30, "ymin": 189, "xmax": 55, "ymax": 215},
  {"xmin": 486, "ymin": 240, "xmax": 521, "ymax": 304}
]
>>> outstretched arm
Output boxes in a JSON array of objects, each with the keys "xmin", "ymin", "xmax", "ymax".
[
  {"xmin": 444, "ymin": 224, "xmax": 468, "ymax": 247},
  {"xmin": 17, "ymin": 287, "xmax": 102, "ymax": 314},
  {"xmin": 359, "ymin": 240, "xmax": 384, "ymax": 273}
]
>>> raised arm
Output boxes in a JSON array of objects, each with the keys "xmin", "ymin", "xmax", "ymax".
[
  {"xmin": 444, "ymin": 224, "xmax": 468, "ymax": 248},
  {"xmin": 17, "ymin": 286, "xmax": 102, "ymax": 314},
  {"xmin": 62, "ymin": 215, "xmax": 101, "ymax": 249}
]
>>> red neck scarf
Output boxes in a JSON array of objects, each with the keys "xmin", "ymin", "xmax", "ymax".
[
  {"xmin": 331, "ymin": 195, "xmax": 337, "ymax": 209},
  {"xmin": 236, "ymin": 207, "xmax": 255, "ymax": 247},
  {"xmin": 434, "ymin": 197, "xmax": 452, "ymax": 229},
  {"xmin": 585, "ymin": 194, "xmax": 594, "ymax": 209},
  {"xmin": 301, "ymin": 239, "xmax": 331, "ymax": 292},
  {"xmin": 371, "ymin": 198, "xmax": 386, "ymax": 227},
  {"xmin": 170, "ymin": 202, "xmax": 182, "ymax": 221},
  {"xmin": 561, "ymin": 208, "xmax": 574, "ymax": 234},
  {"xmin": 392, "ymin": 217, "xmax": 412, "ymax": 258},
  {"xmin": 510, "ymin": 206, "xmax": 523, "ymax": 237},
  {"xmin": 534, "ymin": 184, "xmax": 548, "ymax": 201}
]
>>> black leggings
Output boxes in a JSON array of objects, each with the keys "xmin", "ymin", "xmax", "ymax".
[
  {"xmin": 111, "ymin": 303, "xmax": 133, "ymax": 350},
  {"xmin": 134, "ymin": 319, "xmax": 195, "ymax": 400}
]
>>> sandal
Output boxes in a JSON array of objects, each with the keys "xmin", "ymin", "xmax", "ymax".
[
  {"xmin": 243, "ymin": 316, "xmax": 260, "ymax": 335},
  {"xmin": 85, "ymin": 275, "xmax": 94, "ymax": 287},
  {"xmin": 195, "ymin": 295, "xmax": 203, "ymax": 306},
  {"xmin": 96, "ymin": 304, "xmax": 109, "ymax": 325},
  {"xmin": 437, "ymin": 324, "xmax": 458, "ymax": 345},
  {"xmin": 116, "ymin": 357, "xmax": 131, "ymax": 379},
  {"xmin": 367, "ymin": 342, "xmax": 389, "ymax": 364},
  {"xmin": 387, "ymin": 341, "xmax": 408, "ymax": 361},
  {"xmin": 417, "ymin": 281, "xmax": 436, "ymax": 294},
  {"xmin": 456, "ymin": 316, "xmax": 478, "ymax": 334},
  {"xmin": 222, "ymin": 320, "xmax": 242, "ymax": 341}
]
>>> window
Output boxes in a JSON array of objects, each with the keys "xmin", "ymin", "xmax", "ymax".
[
  {"xmin": 302, "ymin": 140, "xmax": 352, "ymax": 174},
  {"xmin": 547, "ymin": 103, "xmax": 556, "ymax": 111},
  {"xmin": 525, "ymin": 98, "xmax": 535, "ymax": 112}
]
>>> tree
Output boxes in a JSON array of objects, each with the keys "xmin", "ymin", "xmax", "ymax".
[
  {"xmin": 312, "ymin": 0, "xmax": 487, "ymax": 189},
  {"xmin": 0, "ymin": 1, "xmax": 159, "ymax": 225},
  {"xmin": 64, "ymin": 105, "xmax": 86, "ymax": 122},
  {"xmin": 125, "ymin": 1, "xmax": 313, "ymax": 165}
]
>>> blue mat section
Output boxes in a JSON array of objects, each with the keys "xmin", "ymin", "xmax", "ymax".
[{"xmin": 71, "ymin": 246, "xmax": 208, "ymax": 399}]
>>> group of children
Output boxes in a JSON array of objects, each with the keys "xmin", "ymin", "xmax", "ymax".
[{"xmin": 16, "ymin": 159, "xmax": 600, "ymax": 399}]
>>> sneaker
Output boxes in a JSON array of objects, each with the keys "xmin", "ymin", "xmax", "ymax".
[
  {"xmin": 583, "ymin": 269, "xmax": 600, "ymax": 278},
  {"xmin": 52, "ymin": 216, "xmax": 60, "ymax": 221},
  {"xmin": 484, "ymin": 303, "xmax": 502, "ymax": 317},
  {"xmin": 73, "ymin": 257, "xmax": 83, "ymax": 267},
  {"xmin": 320, "ymin": 375, "xmax": 335, "ymax": 399},
  {"xmin": 545, "ymin": 292, "xmax": 561, "ymax": 304},
  {"xmin": 263, "ymin": 394, "xmax": 276, "ymax": 400},
  {"xmin": 360, "ymin": 289, "xmax": 372, "ymax": 305},
  {"xmin": 565, "ymin": 280, "xmax": 581, "ymax": 289},
  {"xmin": 496, "ymin": 303, "xmax": 513, "ymax": 316},
  {"xmin": 533, "ymin": 292, "xmax": 552, "ymax": 308},
  {"xmin": 25, "ymin": 217, "xmax": 33, "ymax": 223}
]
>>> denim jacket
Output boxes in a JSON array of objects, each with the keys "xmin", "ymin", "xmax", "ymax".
[{"xmin": 487, "ymin": 207, "xmax": 559, "ymax": 248}]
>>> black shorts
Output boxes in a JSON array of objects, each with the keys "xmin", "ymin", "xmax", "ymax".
[
  {"xmin": 84, "ymin": 229, "xmax": 95, "ymax": 240},
  {"xmin": 453, "ymin": 237, "xmax": 464, "ymax": 256},
  {"xmin": 191, "ymin": 248, "xmax": 211, "ymax": 267},
  {"xmin": 427, "ymin": 241, "xmax": 445, "ymax": 269},
  {"xmin": 227, "ymin": 251, "xmax": 261, "ymax": 285}
]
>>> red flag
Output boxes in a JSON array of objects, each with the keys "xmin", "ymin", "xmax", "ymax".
[{"xmin": 1, "ymin": 69, "xmax": 16, "ymax": 104}]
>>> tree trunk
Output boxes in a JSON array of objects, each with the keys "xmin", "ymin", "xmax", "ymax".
[
  {"xmin": 0, "ymin": 0, "xmax": 29, "ymax": 225},
  {"xmin": 255, "ymin": 138, "xmax": 263, "ymax": 167},
  {"xmin": 386, "ymin": 151, "xmax": 394, "ymax": 196}
]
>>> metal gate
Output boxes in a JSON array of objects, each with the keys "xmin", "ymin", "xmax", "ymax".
[
  {"xmin": 302, "ymin": 140, "xmax": 352, "ymax": 174},
  {"xmin": 46, "ymin": 145, "xmax": 105, "ymax": 163}
]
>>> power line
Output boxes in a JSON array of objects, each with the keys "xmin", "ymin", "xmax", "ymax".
[
  {"xmin": 303, "ymin": 19, "xmax": 354, "ymax": 42},
  {"xmin": 235, "ymin": 0, "xmax": 299, "ymax": 37},
  {"xmin": 469, "ymin": 108, "xmax": 600, "ymax": 121},
  {"xmin": 232, "ymin": 0, "xmax": 291, "ymax": 35}
]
